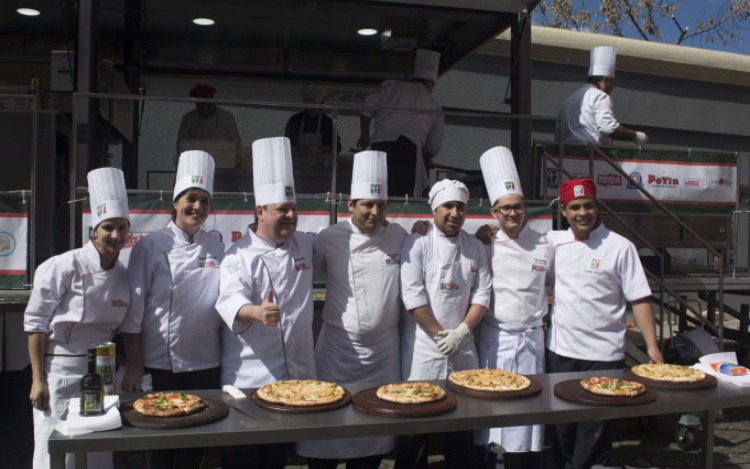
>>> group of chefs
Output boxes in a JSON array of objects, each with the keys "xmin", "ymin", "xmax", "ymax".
[{"xmin": 24, "ymin": 44, "xmax": 659, "ymax": 469}]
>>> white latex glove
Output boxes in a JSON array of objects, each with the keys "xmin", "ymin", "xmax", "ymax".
[
  {"xmin": 634, "ymin": 131, "xmax": 649, "ymax": 146},
  {"xmin": 435, "ymin": 323, "xmax": 470, "ymax": 356}
]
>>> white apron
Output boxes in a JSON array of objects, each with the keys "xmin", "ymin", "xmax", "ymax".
[
  {"xmin": 298, "ymin": 113, "xmax": 324, "ymax": 149},
  {"xmin": 475, "ymin": 322, "xmax": 544, "ymax": 452},
  {"xmin": 33, "ymin": 259, "xmax": 129, "ymax": 469},
  {"xmin": 402, "ymin": 230, "xmax": 479, "ymax": 380},
  {"xmin": 297, "ymin": 222, "xmax": 403, "ymax": 459}
]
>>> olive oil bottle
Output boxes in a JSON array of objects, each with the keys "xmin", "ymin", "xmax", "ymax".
[{"xmin": 80, "ymin": 348, "xmax": 104, "ymax": 415}]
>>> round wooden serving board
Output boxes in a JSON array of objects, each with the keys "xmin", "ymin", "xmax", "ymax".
[
  {"xmin": 351, "ymin": 387, "xmax": 457, "ymax": 418},
  {"xmin": 250, "ymin": 388, "xmax": 351, "ymax": 413},
  {"xmin": 121, "ymin": 395, "xmax": 229, "ymax": 429},
  {"xmin": 623, "ymin": 369, "xmax": 718, "ymax": 390},
  {"xmin": 554, "ymin": 379, "xmax": 656, "ymax": 406},
  {"xmin": 447, "ymin": 376, "xmax": 542, "ymax": 399}
]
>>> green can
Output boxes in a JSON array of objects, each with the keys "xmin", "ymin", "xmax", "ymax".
[{"xmin": 91, "ymin": 342, "xmax": 116, "ymax": 395}]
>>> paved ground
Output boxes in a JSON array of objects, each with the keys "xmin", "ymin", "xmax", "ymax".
[{"xmin": 5, "ymin": 366, "xmax": 750, "ymax": 469}]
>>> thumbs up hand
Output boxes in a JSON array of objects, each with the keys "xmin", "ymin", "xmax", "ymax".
[{"xmin": 254, "ymin": 288, "xmax": 281, "ymax": 327}]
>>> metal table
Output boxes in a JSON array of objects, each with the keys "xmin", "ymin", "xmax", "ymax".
[{"xmin": 49, "ymin": 370, "xmax": 750, "ymax": 469}]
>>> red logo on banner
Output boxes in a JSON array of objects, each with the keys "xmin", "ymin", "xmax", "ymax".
[{"xmin": 231, "ymin": 231, "xmax": 243, "ymax": 242}]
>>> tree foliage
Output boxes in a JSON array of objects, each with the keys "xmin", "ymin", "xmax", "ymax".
[{"xmin": 536, "ymin": 0, "xmax": 750, "ymax": 48}]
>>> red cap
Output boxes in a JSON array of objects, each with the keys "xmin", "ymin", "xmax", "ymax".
[
  {"xmin": 189, "ymin": 84, "xmax": 216, "ymax": 98},
  {"xmin": 560, "ymin": 178, "xmax": 596, "ymax": 206}
]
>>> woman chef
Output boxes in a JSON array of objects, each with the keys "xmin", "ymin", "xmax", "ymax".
[
  {"xmin": 25, "ymin": 167, "xmax": 131, "ymax": 469},
  {"xmin": 119, "ymin": 150, "xmax": 224, "ymax": 469}
]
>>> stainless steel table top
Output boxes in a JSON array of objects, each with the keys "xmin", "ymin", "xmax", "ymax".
[{"xmin": 48, "ymin": 369, "xmax": 750, "ymax": 455}]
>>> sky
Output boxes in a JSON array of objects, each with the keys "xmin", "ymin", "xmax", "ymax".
[{"xmin": 532, "ymin": 0, "xmax": 750, "ymax": 56}]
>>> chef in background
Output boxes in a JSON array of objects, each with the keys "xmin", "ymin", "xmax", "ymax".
[
  {"xmin": 284, "ymin": 85, "xmax": 341, "ymax": 159},
  {"xmin": 216, "ymin": 136, "xmax": 316, "ymax": 469},
  {"xmin": 120, "ymin": 150, "xmax": 224, "ymax": 469},
  {"xmin": 297, "ymin": 150, "xmax": 406, "ymax": 469},
  {"xmin": 26, "ymin": 167, "xmax": 131, "ymax": 469},
  {"xmin": 474, "ymin": 147, "xmax": 553, "ymax": 469},
  {"xmin": 558, "ymin": 47, "xmax": 648, "ymax": 147},
  {"xmin": 358, "ymin": 49, "xmax": 446, "ymax": 198}
]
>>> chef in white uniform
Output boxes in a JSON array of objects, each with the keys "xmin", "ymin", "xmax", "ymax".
[
  {"xmin": 397, "ymin": 179, "xmax": 491, "ymax": 469},
  {"xmin": 546, "ymin": 178, "xmax": 663, "ymax": 469},
  {"xmin": 358, "ymin": 49, "xmax": 446, "ymax": 198},
  {"xmin": 474, "ymin": 147, "xmax": 553, "ymax": 469},
  {"xmin": 216, "ymin": 136, "xmax": 315, "ymax": 469},
  {"xmin": 25, "ymin": 167, "xmax": 130, "ymax": 469},
  {"xmin": 177, "ymin": 84, "xmax": 241, "ymax": 161},
  {"xmin": 119, "ymin": 150, "xmax": 223, "ymax": 469},
  {"xmin": 558, "ymin": 46, "xmax": 648, "ymax": 147},
  {"xmin": 296, "ymin": 150, "xmax": 406, "ymax": 469}
]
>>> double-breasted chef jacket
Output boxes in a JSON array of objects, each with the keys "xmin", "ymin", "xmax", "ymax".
[
  {"xmin": 475, "ymin": 223, "xmax": 554, "ymax": 453},
  {"xmin": 216, "ymin": 228, "xmax": 316, "ymax": 388},
  {"xmin": 24, "ymin": 241, "xmax": 130, "ymax": 469},
  {"xmin": 119, "ymin": 221, "xmax": 225, "ymax": 372},
  {"xmin": 558, "ymin": 84, "xmax": 620, "ymax": 146},
  {"xmin": 400, "ymin": 226, "xmax": 491, "ymax": 380},
  {"xmin": 546, "ymin": 223, "xmax": 651, "ymax": 362},
  {"xmin": 297, "ymin": 219, "xmax": 407, "ymax": 460}
]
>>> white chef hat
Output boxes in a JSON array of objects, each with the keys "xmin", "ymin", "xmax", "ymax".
[
  {"xmin": 479, "ymin": 146, "xmax": 523, "ymax": 205},
  {"xmin": 87, "ymin": 167, "xmax": 129, "ymax": 228},
  {"xmin": 173, "ymin": 150, "xmax": 215, "ymax": 201},
  {"xmin": 413, "ymin": 49, "xmax": 440, "ymax": 82},
  {"xmin": 588, "ymin": 46, "xmax": 617, "ymax": 78},
  {"xmin": 429, "ymin": 179, "xmax": 469, "ymax": 211},
  {"xmin": 301, "ymin": 85, "xmax": 326, "ymax": 103},
  {"xmin": 351, "ymin": 150, "xmax": 387, "ymax": 201},
  {"xmin": 252, "ymin": 136, "xmax": 296, "ymax": 207}
]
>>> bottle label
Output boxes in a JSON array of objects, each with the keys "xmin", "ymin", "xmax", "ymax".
[{"xmin": 80, "ymin": 389, "xmax": 103, "ymax": 414}]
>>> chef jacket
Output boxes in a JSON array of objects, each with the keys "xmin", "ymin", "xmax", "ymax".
[
  {"xmin": 400, "ymin": 227, "xmax": 491, "ymax": 380},
  {"xmin": 216, "ymin": 228, "xmax": 316, "ymax": 388},
  {"xmin": 119, "ymin": 222, "xmax": 224, "ymax": 372},
  {"xmin": 296, "ymin": 219, "xmax": 406, "ymax": 460},
  {"xmin": 547, "ymin": 224, "xmax": 651, "ymax": 362},
  {"xmin": 475, "ymin": 223, "xmax": 552, "ymax": 453},
  {"xmin": 24, "ymin": 241, "xmax": 130, "ymax": 355},
  {"xmin": 558, "ymin": 84, "xmax": 620, "ymax": 146},
  {"xmin": 177, "ymin": 107, "xmax": 241, "ymax": 143}
]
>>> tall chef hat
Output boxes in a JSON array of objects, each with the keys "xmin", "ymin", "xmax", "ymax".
[
  {"xmin": 252, "ymin": 136, "xmax": 296, "ymax": 207},
  {"xmin": 479, "ymin": 146, "xmax": 523, "ymax": 206},
  {"xmin": 173, "ymin": 150, "xmax": 215, "ymax": 202},
  {"xmin": 413, "ymin": 49, "xmax": 440, "ymax": 83},
  {"xmin": 428, "ymin": 179, "xmax": 468, "ymax": 211},
  {"xmin": 351, "ymin": 150, "xmax": 387, "ymax": 201},
  {"xmin": 87, "ymin": 167, "xmax": 129, "ymax": 228},
  {"xmin": 588, "ymin": 46, "xmax": 616, "ymax": 78},
  {"xmin": 560, "ymin": 178, "xmax": 597, "ymax": 206}
]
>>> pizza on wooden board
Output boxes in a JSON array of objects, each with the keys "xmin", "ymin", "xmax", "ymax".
[
  {"xmin": 630, "ymin": 364, "xmax": 706, "ymax": 383},
  {"xmin": 449, "ymin": 369, "xmax": 531, "ymax": 392},
  {"xmin": 133, "ymin": 392, "xmax": 207, "ymax": 417},
  {"xmin": 376, "ymin": 382, "xmax": 446, "ymax": 404},
  {"xmin": 256, "ymin": 380, "xmax": 346, "ymax": 407},
  {"xmin": 579, "ymin": 377, "xmax": 646, "ymax": 397}
]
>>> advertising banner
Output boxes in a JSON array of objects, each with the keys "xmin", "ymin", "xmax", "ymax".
[{"xmin": 0, "ymin": 195, "xmax": 29, "ymax": 289}]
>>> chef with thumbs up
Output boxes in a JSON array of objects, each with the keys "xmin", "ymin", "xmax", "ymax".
[{"xmin": 216, "ymin": 136, "xmax": 316, "ymax": 469}]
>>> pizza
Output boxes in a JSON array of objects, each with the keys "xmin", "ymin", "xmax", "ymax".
[
  {"xmin": 255, "ymin": 380, "xmax": 346, "ymax": 407},
  {"xmin": 580, "ymin": 377, "xmax": 646, "ymax": 397},
  {"xmin": 132, "ymin": 392, "xmax": 206, "ymax": 417},
  {"xmin": 376, "ymin": 382, "xmax": 446, "ymax": 404},
  {"xmin": 448, "ymin": 369, "xmax": 531, "ymax": 392},
  {"xmin": 630, "ymin": 364, "xmax": 706, "ymax": 383}
]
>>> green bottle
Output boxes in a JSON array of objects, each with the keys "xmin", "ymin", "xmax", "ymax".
[{"xmin": 80, "ymin": 348, "xmax": 104, "ymax": 415}]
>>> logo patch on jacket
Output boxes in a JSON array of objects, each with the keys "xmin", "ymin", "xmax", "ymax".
[
  {"xmin": 111, "ymin": 299, "xmax": 128, "ymax": 308},
  {"xmin": 295, "ymin": 257, "xmax": 310, "ymax": 271},
  {"xmin": 470, "ymin": 263, "xmax": 477, "ymax": 273},
  {"xmin": 440, "ymin": 282, "xmax": 460, "ymax": 291},
  {"xmin": 590, "ymin": 258, "xmax": 601, "ymax": 269},
  {"xmin": 385, "ymin": 254, "xmax": 399, "ymax": 265},
  {"xmin": 199, "ymin": 256, "xmax": 220, "ymax": 268},
  {"xmin": 531, "ymin": 258, "xmax": 547, "ymax": 272}
]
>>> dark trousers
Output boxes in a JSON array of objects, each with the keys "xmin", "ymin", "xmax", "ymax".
[
  {"xmin": 307, "ymin": 454, "xmax": 383, "ymax": 469},
  {"xmin": 546, "ymin": 350, "xmax": 624, "ymax": 469},
  {"xmin": 394, "ymin": 431, "xmax": 475, "ymax": 469},
  {"xmin": 144, "ymin": 367, "xmax": 221, "ymax": 469},
  {"xmin": 371, "ymin": 136, "xmax": 417, "ymax": 198},
  {"xmin": 221, "ymin": 443, "xmax": 294, "ymax": 469}
]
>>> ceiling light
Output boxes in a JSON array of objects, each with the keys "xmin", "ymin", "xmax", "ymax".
[
  {"xmin": 193, "ymin": 18, "xmax": 215, "ymax": 26},
  {"xmin": 357, "ymin": 28, "xmax": 378, "ymax": 36},
  {"xmin": 17, "ymin": 8, "xmax": 41, "ymax": 16}
]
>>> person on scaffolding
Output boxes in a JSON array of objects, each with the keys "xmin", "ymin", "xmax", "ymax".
[{"xmin": 558, "ymin": 46, "xmax": 649, "ymax": 147}]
